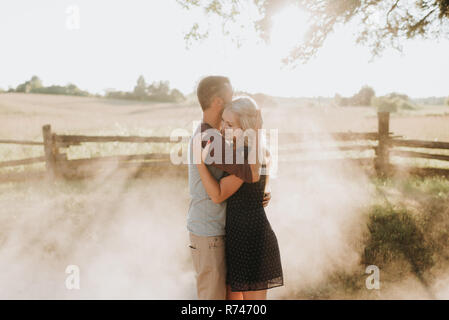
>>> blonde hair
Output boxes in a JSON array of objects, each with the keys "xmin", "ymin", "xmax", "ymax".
[
  {"xmin": 225, "ymin": 96, "xmax": 267, "ymax": 166},
  {"xmin": 225, "ymin": 96, "xmax": 262, "ymax": 131}
]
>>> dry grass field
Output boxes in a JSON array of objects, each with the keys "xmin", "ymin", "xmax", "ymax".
[
  {"xmin": 0, "ymin": 92, "xmax": 448, "ymax": 299},
  {"xmin": 1, "ymin": 92, "xmax": 448, "ymax": 140}
]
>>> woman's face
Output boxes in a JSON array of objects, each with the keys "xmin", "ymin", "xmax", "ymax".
[{"xmin": 221, "ymin": 108, "xmax": 242, "ymax": 141}]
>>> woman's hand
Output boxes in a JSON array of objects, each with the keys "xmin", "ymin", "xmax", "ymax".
[
  {"xmin": 192, "ymin": 132, "xmax": 211, "ymax": 165},
  {"xmin": 201, "ymin": 140, "xmax": 211, "ymax": 163},
  {"xmin": 262, "ymin": 192, "xmax": 271, "ymax": 207}
]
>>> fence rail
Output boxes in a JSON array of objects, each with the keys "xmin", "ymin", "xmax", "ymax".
[
  {"xmin": 55, "ymin": 134, "xmax": 188, "ymax": 145},
  {"xmin": 0, "ymin": 156, "xmax": 46, "ymax": 168},
  {"xmin": 278, "ymin": 132, "xmax": 382, "ymax": 141},
  {"xmin": 0, "ymin": 139, "xmax": 44, "ymax": 146},
  {"xmin": 0, "ymin": 112, "xmax": 449, "ymax": 182},
  {"xmin": 389, "ymin": 139, "xmax": 449, "ymax": 150},
  {"xmin": 390, "ymin": 150, "xmax": 449, "ymax": 162}
]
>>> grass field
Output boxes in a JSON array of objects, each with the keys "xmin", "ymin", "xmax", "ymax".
[{"xmin": 0, "ymin": 92, "xmax": 448, "ymax": 299}]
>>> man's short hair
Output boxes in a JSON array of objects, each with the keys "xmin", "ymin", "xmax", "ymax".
[{"xmin": 197, "ymin": 76, "xmax": 231, "ymax": 111}]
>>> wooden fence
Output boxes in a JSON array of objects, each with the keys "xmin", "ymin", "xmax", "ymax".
[{"xmin": 0, "ymin": 112, "xmax": 449, "ymax": 182}]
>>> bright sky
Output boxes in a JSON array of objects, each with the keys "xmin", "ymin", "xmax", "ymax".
[{"xmin": 0, "ymin": 0, "xmax": 448, "ymax": 98}]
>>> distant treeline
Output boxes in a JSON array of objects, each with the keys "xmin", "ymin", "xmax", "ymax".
[
  {"xmin": 105, "ymin": 75, "xmax": 185, "ymax": 102},
  {"xmin": 4, "ymin": 76, "xmax": 90, "ymax": 97},
  {"xmin": 1, "ymin": 76, "xmax": 447, "ymax": 108},
  {"xmin": 413, "ymin": 96, "xmax": 449, "ymax": 105},
  {"xmin": 1, "ymin": 75, "xmax": 186, "ymax": 103},
  {"xmin": 334, "ymin": 86, "xmax": 449, "ymax": 111}
]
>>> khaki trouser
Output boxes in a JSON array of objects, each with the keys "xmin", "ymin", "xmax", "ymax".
[{"xmin": 189, "ymin": 232, "xmax": 226, "ymax": 300}]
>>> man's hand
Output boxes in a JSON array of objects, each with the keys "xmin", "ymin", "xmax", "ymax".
[{"xmin": 262, "ymin": 192, "xmax": 271, "ymax": 207}]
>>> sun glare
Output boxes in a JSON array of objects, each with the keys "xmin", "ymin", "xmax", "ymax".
[{"xmin": 269, "ymin": 5, "xmax": 310, "ymax": 59}]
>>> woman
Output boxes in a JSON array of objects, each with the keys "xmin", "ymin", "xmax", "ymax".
[{"xmin": 196, "ymin": 96, "xmax": 283, "ymax": 300}]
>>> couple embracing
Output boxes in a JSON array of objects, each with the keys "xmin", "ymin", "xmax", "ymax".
[{"xmin": 187, "ymin": 76, "xmax": 283, "ymax": 300}]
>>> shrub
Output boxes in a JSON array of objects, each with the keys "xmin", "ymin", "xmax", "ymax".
[
  {"xmin": 334, "ymin": 86, "xmax": 375, "ymax": 107},
  {"xmin": 169, "ymin": 88, "xmax": 186, "ymax": 102},
  {"xmin": 386, "ymin": 92, "xmax": 409, "ymax": 101},
  {"xmin": 32, "ymin": 84, "xmax": 89, "ymax": 96},
  {"xmin": 395, "ymin": 98, "xmax": 416, "ymax": 110},
  {"xmin": 371, "ymin": 96, "xmax": 398, "ymax": 112},
  {"xmin": 362, "ymin": 205, "xmax": 434, "ymax": 276},
  {"xmin": 371, "ymin": 96, "xmax": 417, "ymax": 112}
]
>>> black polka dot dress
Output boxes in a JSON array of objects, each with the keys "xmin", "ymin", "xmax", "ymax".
[{"xmin": 224, "ymin": 165, "xmax": 284, "ymax": 292}]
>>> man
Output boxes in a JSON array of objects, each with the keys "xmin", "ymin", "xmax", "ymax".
[{"xmin": 187, "ymin": 76, "xmax": 270, "ymax": 300}]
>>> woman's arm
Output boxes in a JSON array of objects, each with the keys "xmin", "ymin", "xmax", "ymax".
[{"xmin": 196, "ymin": 162, "xmax": 244, "ymax": 204}]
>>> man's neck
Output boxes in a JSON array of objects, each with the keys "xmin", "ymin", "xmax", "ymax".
[{"xmin": 203, "ymin": 110, "xmax": 221, "ymax": 130}]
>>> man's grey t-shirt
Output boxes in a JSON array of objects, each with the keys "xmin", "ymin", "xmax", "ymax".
[{"xmin": 187, "ymin": 122, "xmax": 253, "ymax": 237}]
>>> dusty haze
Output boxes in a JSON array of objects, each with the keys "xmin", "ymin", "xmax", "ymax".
[{"xmin": 0, "ymin": 93, "xmax": 448, "ymax": 299}]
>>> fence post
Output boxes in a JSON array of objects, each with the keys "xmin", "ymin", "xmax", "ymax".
[
  {"xmin": 42, "ymin": 124, "xmax": 57, "ymax": 178},
  {"xmin": 376, "ymin": 112, "xmax": 390, "ymax": 176}
]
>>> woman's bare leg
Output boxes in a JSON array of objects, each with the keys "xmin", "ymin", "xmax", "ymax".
[
  {"xmin": 226, "ymin": 285, "xmax": 243, "ymax": 300},
  {"xmin": 242, "ymin": 290, "xmax": 267, "ymax": 300}
]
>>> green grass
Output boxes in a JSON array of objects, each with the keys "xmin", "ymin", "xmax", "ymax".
[{"xmin": 362, "ymin": 205, "xmax": 434, "ymax": 276}]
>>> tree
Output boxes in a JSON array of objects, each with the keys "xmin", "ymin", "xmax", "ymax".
[
  {"xmin": 15, "ymin": 75, "xmax": 43, "ymax": 93},
  {"xmin": 169, "ymin": 88, "xmax": 186, "ymax": 102},
  {"xmin": 133, "ymin": 75, "xmax": 148, "ymax": 100},
  {"xmin": 178, "ymin": 0, "xmax": 449, "ymax": 64},
  {"xmin": 148, "ymin": 80, "xmax": 171, "ymax": 100},
  {"xmin": 29, "ymin": 75, "xmax": 43, "ymax": 90},
  {"xmin": 335, "ymin": 85, "xmax": 375, "ymax": 106},
  {"xmin": 352, "ymin": 85, "xmax": 376, "ymax": 106}
]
